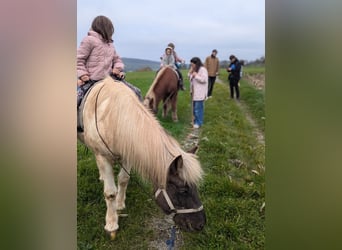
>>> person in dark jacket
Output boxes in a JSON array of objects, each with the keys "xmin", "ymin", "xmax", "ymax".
[{"xmin": 227, "ymin": 55, "xmax": 241, "ymax": 100}]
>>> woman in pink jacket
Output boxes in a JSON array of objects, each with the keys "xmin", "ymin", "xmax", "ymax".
[
  {"xmin": 188, "ymin": 57, "xmax": 208, "ymax": 129},
  {"xmin": 77, "ymin": 15, "xmax": 125, "ymax": 107}
]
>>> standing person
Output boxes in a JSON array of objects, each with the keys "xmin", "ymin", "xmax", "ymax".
[
  {"xmin": 167, "ymin": 42, "xmax": 185, "ymax": 90},
  {"xmin": 204, "ymin": 49, "xmax": 220, "ymax": 98},
  {"xmin": 227, "ymin": 54, "xmax": 241, "ymax": 100},
  {"xmin": 77, "ymin": 15, "xmax": 125, "ymax": 109},
  {"xmin": 188, "ymin": 57, "xmax": 208, "ymax": 129}
]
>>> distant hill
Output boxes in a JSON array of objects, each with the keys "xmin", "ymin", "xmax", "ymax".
[{"xmin": 122, "ymin": 57, "xmax": 160, "ymax": 72}]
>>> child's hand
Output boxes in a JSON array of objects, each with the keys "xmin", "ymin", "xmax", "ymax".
[
  {"xmin": 80, "ymin": 75, "xmax": 90, "ymax": 82},
  {"xmin": 112, "ymin": 68, "xmax": 125, "ymax": 80}
]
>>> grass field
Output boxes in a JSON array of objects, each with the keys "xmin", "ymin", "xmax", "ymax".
[{"xmin": 77, "ymin": 66, "xmax": 265, "ymax": 249}]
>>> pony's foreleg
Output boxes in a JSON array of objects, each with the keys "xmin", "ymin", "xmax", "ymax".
[
  {"xmin": 116, "ymin": 165, "xmax": 131, "ymax": 210},
  {"xmin": 95, "ymin": 154, "xmax": 119, "ymax": 235},
  {"xmin": 171, "ymin": 96, "xmax": 178, "ymax": 122},
  {"xmin": 162, "ymin": 102, "xmax": 167, "ymax": 118}
]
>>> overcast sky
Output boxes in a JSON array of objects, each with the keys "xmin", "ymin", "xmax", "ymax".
[{"xmin": 77, "ymin": 0, "xmax": 265, "ymax": 63}]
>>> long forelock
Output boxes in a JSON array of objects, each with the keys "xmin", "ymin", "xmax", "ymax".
[{"xmin": 178, "ymin": 151, "xmax": 203, "ymax": 186}]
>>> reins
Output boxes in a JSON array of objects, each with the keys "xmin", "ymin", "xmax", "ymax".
[
  {"xmin": 93, "ymin": 83, "xmax": 155, "ymax": 202},
  {"xmin": 163, "ymin": 90, "xmax": 176, "ymax": 107}
]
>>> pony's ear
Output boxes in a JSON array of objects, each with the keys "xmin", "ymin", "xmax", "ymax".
[
  {"xmin": 169, "ymin": 155, "xmax": 183, "ymax": 175},
  {"xmin": 149, "ymin": 97, "xmax": 154, "ymax": 107}
]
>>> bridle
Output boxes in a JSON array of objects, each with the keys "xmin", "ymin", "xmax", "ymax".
[{"xmin": 155, "ymin": 188, "xmax": 203, "ymax": 215}]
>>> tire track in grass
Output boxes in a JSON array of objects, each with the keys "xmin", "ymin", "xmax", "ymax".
[{"xmin": 235, "ymin": 101, "xmax": 264, "ymax": 145}]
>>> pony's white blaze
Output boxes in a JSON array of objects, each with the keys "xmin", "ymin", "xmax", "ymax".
[{"xmin": 78, "ymin": 76, "xmax": 203, "ymax": 236}]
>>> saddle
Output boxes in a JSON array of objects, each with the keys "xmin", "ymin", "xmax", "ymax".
[
  {"xmin": 77, "ymin": 75, "xmax": 143, "ymax": 133},
  {"xmin": 77, "ymin": 80, "xmax": 97, "ymax": 132}
]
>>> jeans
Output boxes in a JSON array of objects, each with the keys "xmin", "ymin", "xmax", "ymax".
[{"xmin": 193, "ymin": 100, "xmax": 204, "ymax": 126}]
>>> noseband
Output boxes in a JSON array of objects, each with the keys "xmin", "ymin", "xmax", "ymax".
[{"xmin": 155, "ymin": 188, "xmax": 203, "ymax": 215}]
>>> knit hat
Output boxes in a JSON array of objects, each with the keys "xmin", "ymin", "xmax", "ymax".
[
  {"xmin": 165, "ymin": 46, "xmax": 173, "ymax": 52},
  {"xmin": 167, "ymin": 43, "xmax": 175, "ymax": 49}
]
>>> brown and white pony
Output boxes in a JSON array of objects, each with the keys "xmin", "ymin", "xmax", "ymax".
[
  {"xmin": 78, "ymin": 76, "xmax": 205, "ymax": 239},
  {"xmin": 143, "ymin": 66, "xmax": 179, "ymax": 121}
]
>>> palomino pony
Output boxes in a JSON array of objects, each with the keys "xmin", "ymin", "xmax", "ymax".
[
  {"xmin": 77, "ymin": 76, "xmax": 206, "ymax": 239},
  {"xmin": 143, "ymin": 66, "xmax": 179, "ymax": 121}
]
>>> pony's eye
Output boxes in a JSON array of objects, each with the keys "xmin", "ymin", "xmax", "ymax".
[{"xmin": 179, "ymin": 188, "xmax": 188, "ymax": 194}]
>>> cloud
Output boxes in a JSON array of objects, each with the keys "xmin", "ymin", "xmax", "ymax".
[{"xmin": 77, "ymin": 0, "xmax": 265, "ymax": 61}]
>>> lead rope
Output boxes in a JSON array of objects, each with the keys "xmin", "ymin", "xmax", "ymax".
[
  {"xmin": 163, "ymin": 90, "xmax": 176, "ymax": 109},
  {"xmin": 166, "ymin": 226, "xmax": 176, "ymax": 250}
]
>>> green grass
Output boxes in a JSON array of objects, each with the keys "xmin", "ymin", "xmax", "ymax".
[
  {"xmin": 219, "ymin": 66, "xmax": 265, "ymax": 132},
  {"xmin": 77, "ymin": 68, "xmax": 265, "ymax": 249},
  {"xmin": 242, "ymin": 65, "xmax": 265, "ymax": 75}
]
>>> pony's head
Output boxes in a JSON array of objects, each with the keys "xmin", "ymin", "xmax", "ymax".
[
  {"xmin": 155, "ymin": 147, "xmax": 206, "ymax": 231},
  {"xmin": 143, "ymin": 95, "xmax": 157, "ymax": 114}
]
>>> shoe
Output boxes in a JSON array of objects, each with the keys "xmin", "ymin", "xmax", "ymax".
[{"xmin": 193, "ymin": 124, "xmax": 200, "ymax": 129}]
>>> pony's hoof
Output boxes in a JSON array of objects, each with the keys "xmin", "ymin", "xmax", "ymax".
[{"xmin": 107, "ymin": 230, "xmax": 117, "ymax": 240}]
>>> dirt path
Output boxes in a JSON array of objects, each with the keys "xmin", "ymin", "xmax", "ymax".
[{"xmin": 148, "ymin": 214, "xmax": 183, "ymax": 249}]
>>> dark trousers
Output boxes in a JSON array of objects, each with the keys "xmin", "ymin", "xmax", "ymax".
[
  {"xmin": 176, "ymin": 68, "xmax": 183, "ymax": 82},
  {"xmin": 77, "ymin": 80, "xmax": 97, "ymax": 108},
  {"xmin": 207, "ymin": 76, "xmax": 216, "ymax": 96},
  {"xmin": 229, "ymin": 78, "xmax": 240, "ymax": 99}
]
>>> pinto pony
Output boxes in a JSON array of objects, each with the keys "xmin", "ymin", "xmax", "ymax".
[
  {"xmin": 143, "ymin": 66, "xmax": 179, "ymax": 121},
  {"xmin": 78, "ymin": 76, "xmax": 206, "ymax": 239}
]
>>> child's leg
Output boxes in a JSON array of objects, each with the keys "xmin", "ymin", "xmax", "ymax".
[
  {"xmin": 176, "ymin": 69, "xmax": 185, "ymax": 90},
  {"xmin": 77, "ymin": 87, "xmax": 84, "ymax": 108}
]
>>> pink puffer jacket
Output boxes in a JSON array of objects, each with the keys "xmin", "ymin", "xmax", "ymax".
[{"xmin": 77, "ymin": 30, "xmax": 124, "ymax": 81}]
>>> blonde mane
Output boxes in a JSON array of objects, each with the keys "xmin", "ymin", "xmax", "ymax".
[
  {"xmin": 145, "ymin": 67, "xmax": 167, "ymax": 99},
  {"xmin": 84, "ymin": 76, "xmax": 203, "ymax": 188}
]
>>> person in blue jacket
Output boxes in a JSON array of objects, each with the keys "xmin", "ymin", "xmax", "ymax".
[{"xmin": 227, "ymin": 55, "xmax": 241, "ymax": 100}]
